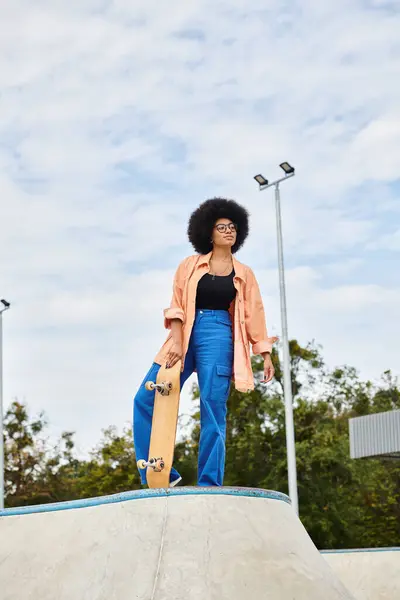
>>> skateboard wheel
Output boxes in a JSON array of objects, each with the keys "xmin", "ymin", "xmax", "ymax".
[
  {"xmin": 137, "ymin": 459, "xmax": 147, "ymax": 469},
  {"xmin": 145, "ymin": 381, "xmax": 155, "ymax": 391}
]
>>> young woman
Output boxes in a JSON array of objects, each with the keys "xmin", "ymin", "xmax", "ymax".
[{"xmin": 133, "ymin": 197, "xmax": 277, "ymax": 487}]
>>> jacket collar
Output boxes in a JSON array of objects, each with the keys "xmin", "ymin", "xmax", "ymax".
[{"xmin": 197, "ymin": 252, "xmax": 246, "ymax": 281}]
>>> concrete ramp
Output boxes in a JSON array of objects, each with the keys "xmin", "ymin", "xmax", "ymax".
[
  {"xmin": 323, "ymin": 548, "xmax": 400, "ymax": 600},
  {"xmin": 0, "ymin": 487, "xmax": 355, "ymax": 599}
]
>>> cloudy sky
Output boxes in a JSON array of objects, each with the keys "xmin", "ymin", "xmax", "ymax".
[{"xmin": 1, "ymin": 1, "xmax": 399, "ymax": 456}]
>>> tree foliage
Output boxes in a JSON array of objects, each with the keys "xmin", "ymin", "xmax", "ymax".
[
  {"xmin": 4, "ymin": 403, "xmax": 141, "ymax": 507},
  {"xmin": 2, "ymin": 339, "xmax": 400, "ymax": 549}
]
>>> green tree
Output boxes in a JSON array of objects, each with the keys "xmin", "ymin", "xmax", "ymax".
[
  {"xmin": 3, "ymin": 401, "xmax": 141, "ymax": 507},
  {"xmin": 72, "ymin": 426, "xmax": 141, "ymax": 499},
  {"xmin": 4, "ymin": 400, "xmax": 49, "ymax": 506}
]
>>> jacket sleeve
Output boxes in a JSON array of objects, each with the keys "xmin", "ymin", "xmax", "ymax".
[
  {"xmin": 163, "ymin": 258, "xmax": 188, "ymax": 329},
  {"xmin": 244, "ymin": 267, "xmax": 275, "ymax": 355}
]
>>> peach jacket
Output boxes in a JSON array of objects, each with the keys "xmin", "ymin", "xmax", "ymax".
[{"xmin": 154, "ymin": 252, "xmax": 277, "ymax": 393}]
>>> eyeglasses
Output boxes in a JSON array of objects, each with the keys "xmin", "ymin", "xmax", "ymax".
[{"xmin": 214, "ymin": 223, "xmax": 237, "ymax": 233}]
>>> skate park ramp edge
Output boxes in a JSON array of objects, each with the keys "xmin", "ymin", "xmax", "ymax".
[{"xmin": 0, "ymin": 486, "xmax": 395, "ymax": 599}]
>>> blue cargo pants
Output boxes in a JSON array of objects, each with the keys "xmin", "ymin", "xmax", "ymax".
[{"xmin": 133, "ymin": 309, "xmax": 233, "ymax": 486}]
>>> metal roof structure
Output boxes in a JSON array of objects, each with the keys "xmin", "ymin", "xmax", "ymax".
[{"xmin": 349, "ymin": 410, "xmax": 400, "ymax": 459}]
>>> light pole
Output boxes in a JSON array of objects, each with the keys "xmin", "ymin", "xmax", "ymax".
[
  {"xmin": 0, "ymin": 298, "xmax": 11, "ymax": 510},
  {"xmin": 253, "ymin": 162, "xmax": 299, "ymax": 515}
]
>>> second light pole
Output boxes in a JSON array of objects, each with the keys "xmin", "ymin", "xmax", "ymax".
[
  {"xmin": 254, "ymin": 162, "xmax": 299, "ymax": 515},
  {"xmin": 0, "ymin": 298, "xmax": 11, "ymax": 510}
]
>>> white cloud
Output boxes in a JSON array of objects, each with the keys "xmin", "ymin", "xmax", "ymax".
[
  {"xmin": 367, "ymin": 228, "xmax": 400, "ymax": 251},
  {"xmin": 1, "ymin": 0, "xmax": 400, "ymax": 457}
]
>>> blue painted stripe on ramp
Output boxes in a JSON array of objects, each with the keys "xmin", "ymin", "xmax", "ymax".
[
  {"xmin": 0, "ymin": 486, "xmax": 290, "ymax": 517},
  {"xmin": 321, "ymin": 547, "xmax": 400, "ymax": 554}
]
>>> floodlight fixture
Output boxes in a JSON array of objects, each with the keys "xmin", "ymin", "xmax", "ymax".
[
  {"xmin": 254, "ymin": 174, "xmax": 269, "ymax": 186},
  {"xmin": 279, "ymin": 162, "xmax": 295, "ymax": 175}
]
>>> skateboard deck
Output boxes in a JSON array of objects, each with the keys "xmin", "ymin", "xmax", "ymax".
[{"xmin": 136, "ymin": 360, "xmax": 181, "ymax": 488}]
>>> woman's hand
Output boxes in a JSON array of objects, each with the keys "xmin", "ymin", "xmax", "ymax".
[
  {"xmin": 261, "ymin": 353, "xmax": 275, "ymax": 383},
  {"xmin": 166, "ymin": 341, "xmax": 183, "ymax": 369}
]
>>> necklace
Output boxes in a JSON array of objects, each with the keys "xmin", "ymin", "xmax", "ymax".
[{"xmin": 209, "ymin": 259, "xmax": 232, "ymax": 280}]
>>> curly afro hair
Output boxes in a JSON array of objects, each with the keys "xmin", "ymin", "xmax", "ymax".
[{"xmin": 187, "ymin": 197, "xmax": 249, "ymax": 255}]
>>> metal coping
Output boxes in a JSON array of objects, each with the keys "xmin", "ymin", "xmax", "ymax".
[
  {"xmin": 321, "ymin": 547, "xmax": 400, "ymax": 554},
  {"xmin": 0, "ymin": 486, "xmax": 290, "ymax": 517}
]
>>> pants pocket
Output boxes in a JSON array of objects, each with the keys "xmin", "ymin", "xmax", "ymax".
[
  {"xmin": 216, "ymin": 315, "xmax": 232, "ymax": 328},
  {"xmin": 213, "ymin": 364, "xmax": 232, "ymax": 402},
  {"xmin": 216, "ymin": 364, "xmax": 232, "ymax": 377}
]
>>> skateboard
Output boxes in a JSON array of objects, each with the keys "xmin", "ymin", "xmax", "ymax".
[{"xmin": 136, "ymin": 360, "xmax": 182, "ymax": 488}]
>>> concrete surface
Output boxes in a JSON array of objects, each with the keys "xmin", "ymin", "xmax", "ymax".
[
  {"xmin": 323, "ymin": 547, "xmax": 400, "ymax": 600},
  {"xmin": 0, "ymin": 486, "xmax": 385, "ymax": 599}
]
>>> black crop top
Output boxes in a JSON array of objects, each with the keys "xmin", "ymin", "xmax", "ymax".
[{"xmin": 195, "ymin": 270, "xmax": 237, "ymax": 311}]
